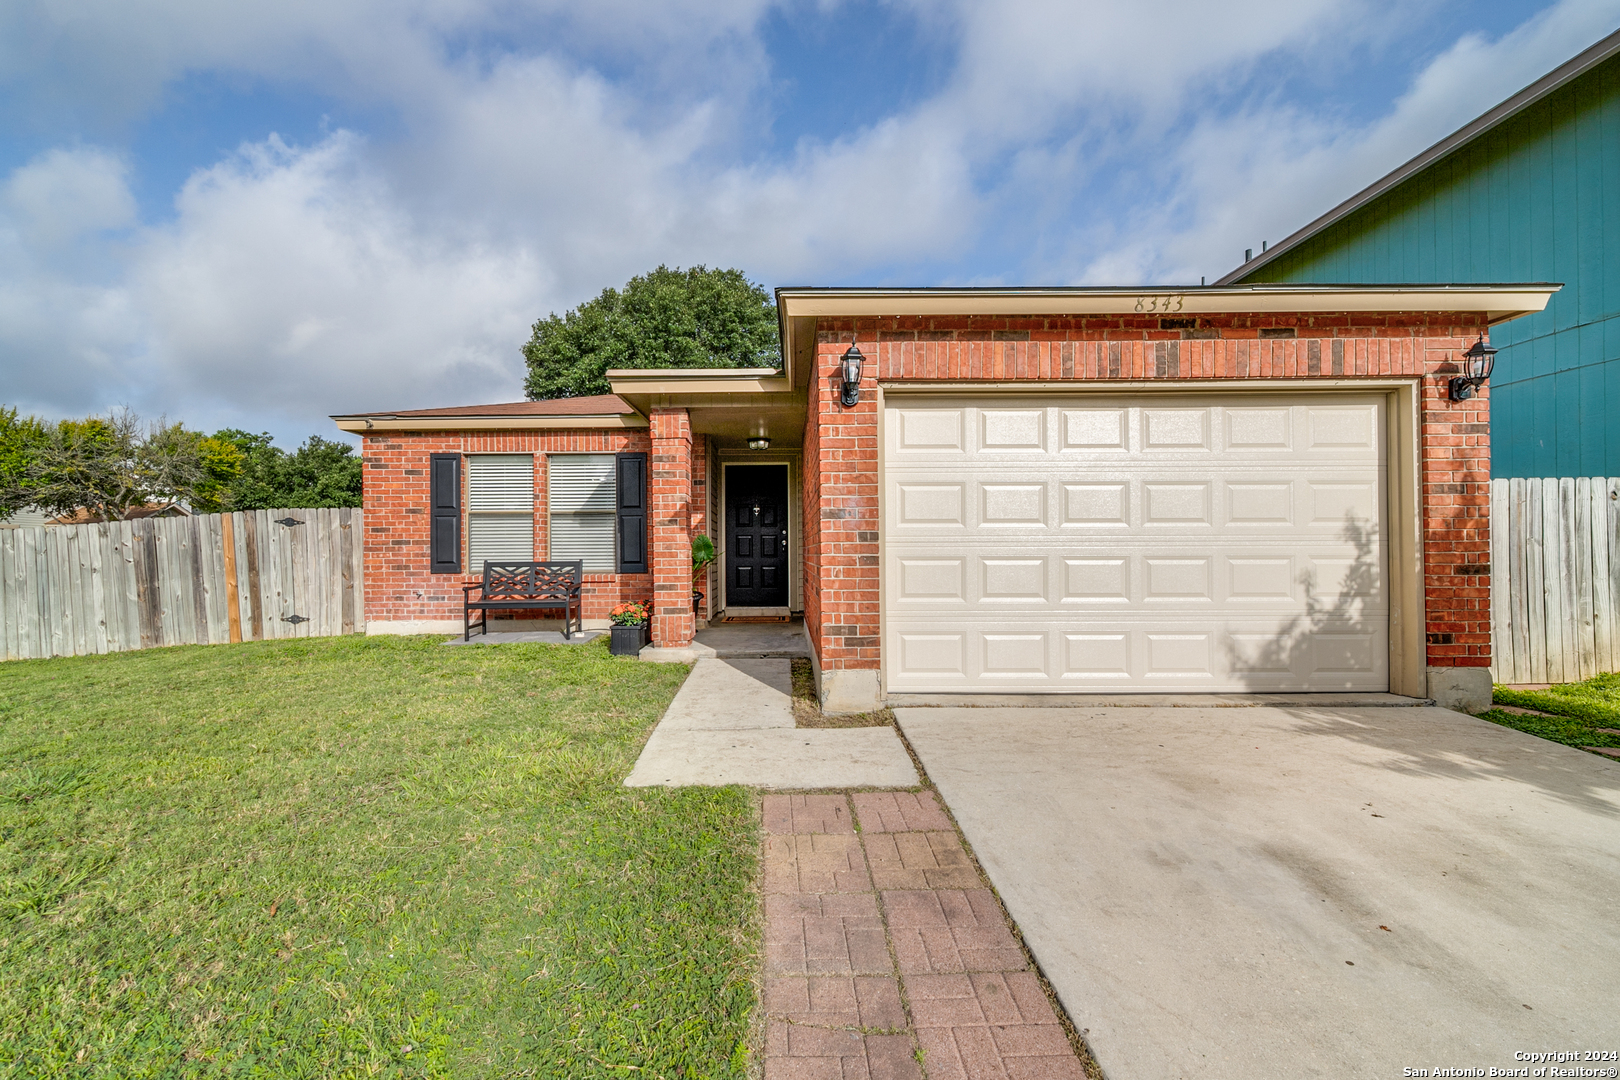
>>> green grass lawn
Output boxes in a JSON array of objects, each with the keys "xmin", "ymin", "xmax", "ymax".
[
  {"xmin": 1480, "ymin": 671, "xmax": 1620, "ymax": 754},
  {"xmin": 0, "ymin": 636, "xmax": 757, "ymax": 1079}
]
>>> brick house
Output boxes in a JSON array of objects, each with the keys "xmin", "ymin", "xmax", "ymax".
[{"xmin": 333, "ymin": 284, "xmax": 1556, "ymax": 713}]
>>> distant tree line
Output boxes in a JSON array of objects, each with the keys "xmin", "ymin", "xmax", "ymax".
[{"xmin": 0, "ymin": 406, "xmax": 362, "ymax": 523}]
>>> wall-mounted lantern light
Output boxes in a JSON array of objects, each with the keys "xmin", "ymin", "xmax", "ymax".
[
  {"xmin": 840, "ymin": 343, "xmax": 865, "ymax": 407},
  {"xmin": 1450, "ymin": 337, "xmax": 1497, "ymax": 401},
  {"xmin": 747, "ymin": 436, "xmax": 771, "ymax": 450}
]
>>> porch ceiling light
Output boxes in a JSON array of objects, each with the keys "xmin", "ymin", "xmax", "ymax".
[
  {"xmin": 1450, "ymin": 337, "xmax": 1497, "ymax": 401},
  {"xmin": 840, "ymin": 343, "xmax": 865, "ymax": 408},
  {"xmin": 747, "ymin": 436, "xmax": 771, "ymax": 450}
]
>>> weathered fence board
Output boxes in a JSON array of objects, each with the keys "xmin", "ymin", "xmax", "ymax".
[
  {"xmin": 0, "ymin": 509, "xmax": 364, "ymax": 661},
  {"xmin": 1492, "ymin": 477, "xmax": 1620, "ymax": 683}
]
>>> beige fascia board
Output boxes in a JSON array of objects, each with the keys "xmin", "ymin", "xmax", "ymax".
[
  {"xmin": 645, "ymin": 391, "xmax": 804, "ymax": 409},
  {"xmin": 608, "ymin": 369, "xmax": 787, "ymax": 396},
  {"xmin": 776, "ymin": 285, "xmax": 1557, "ymax": 322},
  {"xmin": 332, "ymin": 414, "xmax": 648, "ymax": 433}
]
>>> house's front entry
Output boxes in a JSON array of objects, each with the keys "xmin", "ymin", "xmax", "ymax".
[{"xmin": 724, "ymin": 464, "xmax": 790, "ymax": 611}]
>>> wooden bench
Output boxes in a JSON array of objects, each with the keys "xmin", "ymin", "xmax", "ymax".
[{"xmin": 462, "ymin": 561, "xmax": 583, "ymax": 640}]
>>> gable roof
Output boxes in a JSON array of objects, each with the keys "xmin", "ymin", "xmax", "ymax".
[
  {"xmin": 1215, "ymin": 26, "xmax": 1620, "ymax": 286},
  {"xmin": 331, "ymin": 394, "xmax": 646, "ymax": 432}
]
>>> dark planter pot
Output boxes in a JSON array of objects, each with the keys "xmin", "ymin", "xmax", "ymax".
[
  {"xmin": 610, "ymin": 623, "xmax": 649, "ymax": 656},
  {"xmin": 693, "ymin": 590, "xmax": 705, "ymax": 615}
]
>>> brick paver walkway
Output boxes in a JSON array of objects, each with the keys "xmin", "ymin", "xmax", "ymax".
[{"xmin": 762, "ymin": 791, "xmax": 1090, "ymax": 1079}]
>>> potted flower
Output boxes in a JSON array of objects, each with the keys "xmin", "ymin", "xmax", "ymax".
[
  {"xmin": 691, "ymin": 533, "xmax": 717, "ymax": 616},
  {"xmin": 609, "ymin": 599, "xmax": 652, "ymax": 656}
]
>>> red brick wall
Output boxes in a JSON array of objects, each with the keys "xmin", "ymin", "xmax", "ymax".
[
  {"xmin": 803, "ymin": 312, "xmax": 1493, "ymax": 674},
  {"xmin": 361, "ymin": 429, "xmax": 652, "ymax": 624},
  {"xmin": 649, "ymin": 408, "xmax": 695, "ymax": 647}
]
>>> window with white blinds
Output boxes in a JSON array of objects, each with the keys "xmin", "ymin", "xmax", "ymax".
[
  {"xmin": 466, "ymin": 455, "xmax": 535, "ymax": 569},
  {"xmin": 548, "ymin": 454, "xmax": 616, "ymax": 573}
]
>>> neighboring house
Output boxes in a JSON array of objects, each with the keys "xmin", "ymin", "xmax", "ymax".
[
  {"xmin": 0, "ymin": 502, "xmax": 191, "ymax": 528},
  {"xmin": 333, "ymin": 283, "xmax": 1556, "ymax": 713},
  {"xmin": 0, "ymin": 507, "xmax": 52, "ymax": 529},
  {"xmin": 1218, "ymin": 28, "xmax": 1620, "ymax": 479},
  {"xmin": 49, "ymin": 502, "xmax": 193, "ymax": 525}
]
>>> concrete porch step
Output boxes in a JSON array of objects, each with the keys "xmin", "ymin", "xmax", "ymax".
[{"xmin": 640, "ymin": 618, "xmax": 810, "ymax": 662}]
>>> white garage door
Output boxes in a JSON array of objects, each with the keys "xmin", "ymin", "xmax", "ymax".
[{"xmin": 883, "ymin": 393, "xmax": 1388, "ymax": 693}]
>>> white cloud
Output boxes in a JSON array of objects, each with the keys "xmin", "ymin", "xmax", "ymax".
[
  {"xmin": 131, "ymin": 132, "xmax": 543, "ymax": 426},
  {"xmin": 2, "ymin": 146, "xmax": 136, "ymax": 254},
  {"xmin": 1079, "ymin": 0, "xmax": 1620, "ymax": 284}
]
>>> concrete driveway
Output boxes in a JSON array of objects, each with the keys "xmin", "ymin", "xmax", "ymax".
[{"xmin": 896, "ymin": 703, "xmax": 1620, "ymax": 1080}]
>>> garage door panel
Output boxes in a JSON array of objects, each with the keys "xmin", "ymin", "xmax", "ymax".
[
  {"xmin": 886, "ymin": 619, "xmax": 1390, "ymax": 692},
  {"xmin": 1142, "ymin": 408, "xmax": 1211, "ymax": 450},
  {"xmin": 1144, "ymin": 558, "xmax": 1213, "ymax": 601},
  {"xmin": 1063, "ymin": 558, "xmax": 1130, "ymax": 602},
  {"xmin": 982, "ymin": 633, "xmax": 1051, "ymax": 678},
  {"xmin": 981, "ymin": 409, "xmax": 1046, "ymax": 451},
  {"xmin": 1062, "ymin": 409, "xmax": 1128, "ymax": 450},
  {"xmin": 980, "ymin": 558, "xmax": 1049, "ymax": 602},
  {"xmin": 887, "ymin": 548, "xmax": 1376, "ymax": 609},
  {"xmin": 894, "ymin": 408, "xmax": 966, "ymax": 452},
  {"xmin": 981, "ymin": 483, "xmax": 1046, "ymax": 526},
  {"xmin": 1225, "ymin": 481, "xmax": 1294, "ymax": 525},
  {"xmin": 895, "ymin": 483, "xmax": 966, "ymax": 526},
  {"xmin": 1225, "ymin": 406, "xmax": 1293, "ymax": 449},
  {"xmin": 1062, "ymin": 633, "xmax": 1132, "ymax": 679},
  {"xmin": 1306, "ymin": 404, "xmax": 1379, "ymax": 449},
  {"xmin": 1143, "ymin": 482, "xmax": 1212, "ymax": 525},
  {"xmin": 1062, "ymin": 483, "xmax": 1131, "ymax": 527},
  {"xmin": 884, "ymin": 393, "xmax": 1389, "ymax": 694},
  {"xmin": 897, "ymin": 558, "xmax": 966, "ymax": 601},
  {"xmin": 897, "ymin": 632, "xmax": 968, "ymax": 677}
]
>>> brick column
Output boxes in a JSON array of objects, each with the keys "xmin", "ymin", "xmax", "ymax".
[
  {"xmin": 807, "ymin": 326, "xmax": 881, "ymax": 712},
  {"xmin": 650, "ymin": 407, "xmax": 695, "ymax": 647}
]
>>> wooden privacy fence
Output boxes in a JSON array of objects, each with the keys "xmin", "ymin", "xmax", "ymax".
[
  {"xmin": 0, "ymin": 508, "xmax": 364, "ymax": 661},
  {"xmin": 1490, "ymin": 477, "xmax": 1620, "ymax": 684}
]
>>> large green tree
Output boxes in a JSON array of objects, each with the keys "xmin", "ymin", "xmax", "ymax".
[
  {"xmin": 6, "ymin": 409, "xmax": 239, "ymax": 522},
  {"xmin": 208, "ymin": 431, "xmax": 362, "ymax": 511},
  {"xmin": 0, "ymin": 407, "xmax": 49, "ymax": 519},
  {"xmin": 523, "ymin": 265, "xmax": 780, "ymax": 399}
]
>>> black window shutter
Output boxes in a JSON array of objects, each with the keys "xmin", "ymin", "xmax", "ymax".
[
  {"xmin": 429, "ymin": 453, "xmax": 462, "ymax": 574},
  {"xmin": 615, "ymin": 451, "xmax": 648, "ymax": 575}
]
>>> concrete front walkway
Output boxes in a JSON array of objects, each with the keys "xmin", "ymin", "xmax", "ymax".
[
  {"xmin": 624, "ymin": 658, "xmax": 916, "ymax": 788},
  {"xmin": 896, "ymin": 703, "xmax": 1620, "ymax": 1080}
]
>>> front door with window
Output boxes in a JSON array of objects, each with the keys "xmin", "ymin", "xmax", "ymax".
[{"xmin": 725, "ymin": 465, "xmax": 789, "ymax": 608}]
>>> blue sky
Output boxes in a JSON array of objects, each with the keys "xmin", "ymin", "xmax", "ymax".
[{"xmin": 2, "ymin": 0, "xmax": 1617, "ymax": 443}]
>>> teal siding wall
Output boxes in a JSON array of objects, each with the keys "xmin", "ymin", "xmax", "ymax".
[{"xmin": 1239, "ymin": 54, "xmax": 1620, "ymax": 478}]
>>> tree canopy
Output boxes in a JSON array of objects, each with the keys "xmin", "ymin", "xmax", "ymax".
[
  {"xmin": 523, "ymin": 265, "xmax": 780, "ymax": 400},
  {"xmin": 0, "ymin": 408, "xmax": 362, "ymax": 522},
  {"xmin": 209, "ymin": 430, "xmax": 363, "ymax": 511}
]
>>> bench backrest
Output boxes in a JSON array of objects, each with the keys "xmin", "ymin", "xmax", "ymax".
[{"xmin": 481, "ymin": 561, "xmax": 582, "ymax": 598}]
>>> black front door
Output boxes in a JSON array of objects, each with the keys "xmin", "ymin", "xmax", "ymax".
[{"xmin": 725, "ymin": 465, "xmax": 790, "ymax": 608}]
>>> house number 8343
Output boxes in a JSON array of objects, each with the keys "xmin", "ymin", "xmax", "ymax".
[{"xmin": 1135, "ymin": 295, "xmax": 1185, "ymax": 312}]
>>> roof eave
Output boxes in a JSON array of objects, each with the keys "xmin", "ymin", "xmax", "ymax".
[
  {"xmin": 773, "ymin": 284, "xmax": 1559, "ymax": 322},
  {"xmin": 331, "ymin": 414, "xmax": 649, "ymax": 433}
]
